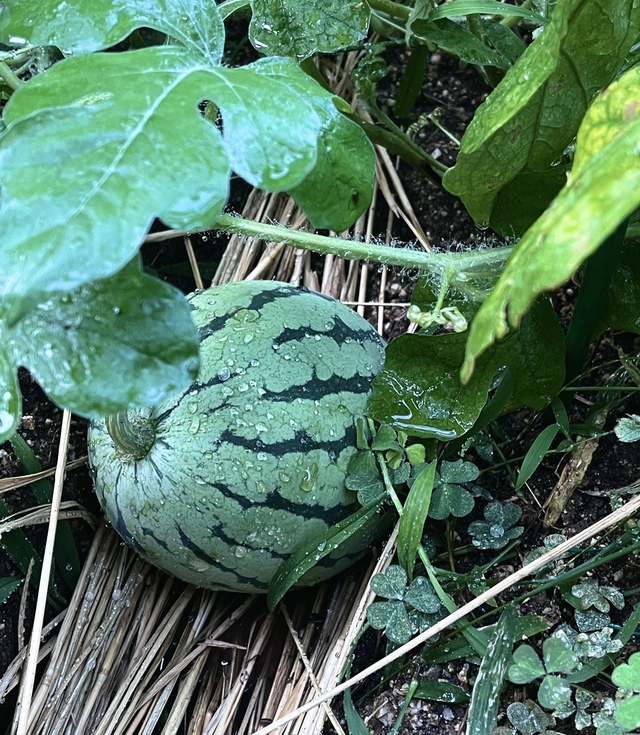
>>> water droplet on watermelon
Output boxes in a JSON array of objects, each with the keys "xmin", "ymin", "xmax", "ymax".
[{"xmin": 300, "ymin": 463, "xmax": 319, "ymax": 492}]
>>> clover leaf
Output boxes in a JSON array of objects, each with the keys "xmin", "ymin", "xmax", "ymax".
[
  {"xmin": 570, "ymin": 579, "xmax": 625, "ymax": 614},
  {"xmin": 367, "ymin": 565, "xmax": 442, "ymax": 645},
  {"xmin": 613, "ymin": 652, "xmax": 640, "ymax": 731},
  {"xmin": 505, "ymin": 700, "xmax": 558, "ymax": 735},
  {"xmin": 468, "ymin": 501, "xmax": 524, "ymax": 550},
  {"xmin": 428, "ymin": 460, "xmax": 478, "ymax": 520}
]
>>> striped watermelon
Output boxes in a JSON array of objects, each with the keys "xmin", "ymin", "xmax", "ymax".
[{"xmin": 88, "ymin": 281, "xmax": 387, "ymax": 593}]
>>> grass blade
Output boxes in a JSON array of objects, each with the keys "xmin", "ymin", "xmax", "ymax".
[
  {"xmin": 10, "ymin": 433, "xmax": 81, "ymax": 590},
  {"xmin": 466, "ymin": 605, "xmax": 517, "ymax": 735},
  {"xmin": 515, "ymin": 423, "xmax": 560, "ymax": 491},
  {"xmin": 397, "ymin": 461, "xmax": 436, "ymax": 578}
]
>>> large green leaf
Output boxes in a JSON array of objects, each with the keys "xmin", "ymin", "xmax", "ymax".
[
  {"xmin": 7, "ymin": 258, "xmax": 199, "ymax": 418},
  {"xmin": 368, "ymin": 298, "xmax": 564, "ymax": 440},
  {"xmin": 604, "ymin": 239, "xmax": 640, "ymax": 333},
  {"xmin": 249, "ymin": 0, "xmax": 369, "ymax": 58},
  {"xmin": 443, "ymin": 0, "xmax": 639, "ymax": 224},
  {"xmin": 252, "ymin": 56, "xmax": 375, "ymax": 230},
  {"xmin": 0, "ymin": 0, "xmax": 225, "ymax": 61},
  {"xmin": 462, "ymin": 65, "xmax": 640, "ymax": 379},
  {"xmin": 0, "ymin": 47, "xmax": 325, "ymax": 306}
]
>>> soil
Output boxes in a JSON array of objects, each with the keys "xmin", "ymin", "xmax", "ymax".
[{"xmin": 1, "ymin": 31, "xmax": 640, "ymax": 735}]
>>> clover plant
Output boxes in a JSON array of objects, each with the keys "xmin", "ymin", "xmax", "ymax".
[
  {"xmin": 468, "ymin": 501, "xmax": 523, "ymax": 550},
  {"xmin": 367, "ymin": 564, "xmax": 442, "ymax": 645}
]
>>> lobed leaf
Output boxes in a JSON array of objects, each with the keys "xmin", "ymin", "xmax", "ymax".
[
  {"xmin": 0, "ymin": 48, "xmax": 326, "ymax": 306},
  {"xmin": 461, "ymin": 64, "xmax": 640, "ymax": 378},
  {"xmin": 255, "ymin": 55, "xmax": 376, "ymax": 230},
  {"xmin": 0, "ymin": 0, "xmax": 225, "ymax": 61},
  {"xmin": 508, "ymin": 644, "xmax": 544, "ymax": 684},
  {"xmin": 370, "ymin": 565, "xmax": 408, "ymax": 601},
  {"xmin": 7, "ymin": 258, "xmax": 200, "ymax": 418},
  {"xmin": 249, "ymin": 0, "xmax": 369, "ymax": 59},
  {"xmin": 612, "ymin": 651, "xmax": 640, "ymax": 691},
  {"xmin": 443, "ymin": 0, "xmax": 640, "ymax": 224}
]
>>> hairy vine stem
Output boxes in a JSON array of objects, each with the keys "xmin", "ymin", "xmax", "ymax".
[{"xmin": 213, "ymin": 213, "xmax": 512, "ymax": 283}]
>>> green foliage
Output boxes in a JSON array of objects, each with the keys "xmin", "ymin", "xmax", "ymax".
[
  {"xmin": 461, "ymin": 59, "xmax": 640, "ymax": 378},
  {"xmin": 612, "ymin": 653, "xmax": 640, "ymax": 731},
  {"xmin": 0, "ymin": 0, "xmax": 375, "ymax": 439},
  {"xmin": 367, "ymin": 565, "xmax": 442, "ymax": 645},
  {"xmin": 428, "ymin": 460, "xmax": 478, "ymax": 520},
  {"xmin": 614, "ymin": 415, "xmax": 640, "ymax": 443},
  {"xmin": 468, "ymin": 501, "xmax": 523, "ymax": 550},
  {"xmin": 248, "ymin": 0, "xmax": 370, "ymax": 58}
]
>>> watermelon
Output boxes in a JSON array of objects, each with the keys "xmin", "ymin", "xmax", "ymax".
[{"xmin": 88, "ymin": 280, "xmax": 387, "ymax": 594}]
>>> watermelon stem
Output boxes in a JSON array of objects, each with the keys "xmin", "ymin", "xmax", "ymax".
[
  {"xmin": 212, "ymin": 214, "xmax": 511, "ymax": 283},
  {"xmin": 105, "ymin": 412, "xmax": 156, "ymax": 460}
]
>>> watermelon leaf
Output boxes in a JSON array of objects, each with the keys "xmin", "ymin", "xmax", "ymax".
[
  {"xmin": 7, "ymin": 258, "xmax": 200, "ymax": 419},
  {"xmin": 0, "ymin": 0, "xmax": 225, "ymax": 61},
  {"xmin": 248, "ymin": 0, "xmax": 370, "ymax": 59},
  {"xmin": 267, "ymin": 493, "xmax": 386, "ymax": 610},
  {"xmin": 368, "ymin": 298, "xmax": 564, "ymax": 440},
  {"xmin": 462, "ymin": 64, "xmax": 640, "ymax": 379},
  {"xmin": 442, "ymin": 0, "xmax": 640, "ymax": 224}
]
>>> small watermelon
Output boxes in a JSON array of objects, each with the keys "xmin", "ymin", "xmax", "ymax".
[{"xmin": 88, "ymin": 281, "xmax": 388, "ymax": 593}]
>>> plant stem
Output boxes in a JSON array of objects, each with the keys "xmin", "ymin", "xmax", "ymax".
[
  {"xmin": 213, "ymin": 213, "xmax": 511, "ymax": 278},
  {"xmin": 0, "ymin": 61, "xmax": 24, "ymax": 90},
  {"xmin": 367, "ymin": 0, "xmax": 412, "ymax": 21},
  {"xmin": 105, "ymin": 412, "xmax": 156, "ymax": 460}
]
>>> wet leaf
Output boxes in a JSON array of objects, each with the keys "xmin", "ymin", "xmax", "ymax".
[
  {"xmin": 612, "ymin": 651, "xmax": 640, "ymax": 690},
  {"xmin": 267, "ymin": 493, "xmax": 385, "ymax": 610},
  {"xmin": 404, "ymin": 576, "xmax": 441, "ymax": 614},
  {"xmin": 0, "ymin": 48, "xmax": 372, "ymax": 307},
  {"xmin": 462, "ymin": 63, "xmax": 640, "ymax": 378},
  {"xmin": 467, "ymin": 606, "xmax": 517, "ymax": 735},
  {"xmin": 440, "ymin": 460, "xmax": 479, "ymax": 485},
  {"xmin": 604, "ymin": 239, "xmax": 640, "ymax": 334},
  {"xmin": 0, "ymin": 0, "xmax": 226, "ymax": 60},
  {"xmin": 428, "ymin": 483, "xmax": 474, "ymax": 520},
  {"xmin": 367, "ymin": 600, "xmax": 413, "ymax": 644},
  {"xmin": 370, "ymin": 565, "xmax": 408, "ymax": 601},
  {"xmin": 443, "ymin": 0, "xmax": 640, "ymax": 224},
  {"xmin": 614, "ymin": 415, "xmax": 640, "ymax": 443},
  {"xmin": 397, "ymin": 461, "xmax": 436, "ymax": 577},
  {"xmin": 369, "ymin": 298, "xmax": 564, "ymax": 440},
  {"xmin": 468, "ymin": 501, "xmax": 523, "ymax": 550},
  {"xmin": 412, "ymin": 18, "xmax": 509, "ymax": 70},
  {"xmin": 542, "ymin": 636, "xmax": 579, "ymax": 675},
  {"xmin": 257, "ymin": 55, "xmax": 375, "ymax": 230},
  {"xmin": 508, "ymin": 644, "xmax": 544, "ymax": 684},
  {"xmin": 0, "ymin": 577, "xmax": 21, "ymax": 604},
  {"xmin": 249, "ymin": 0, "xmax": 369, "ymax": 58},
  {"xmin": 538, "ymin": 675, "xmax": 574, "ymax": 717},
  {"xmin": 616, "ymin": 697, "xmax": 640, "ymax": 731},
  {"xmin": 414, "ymin": 679, "xmax": 470, "ymax": 704},
  {"xmin": 506, "ymin": 700, "xmax": 554, "ymax": 735},
  {"xmin": 8, "ymin": 258, "xmax": 199, "ymax": 418}
]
